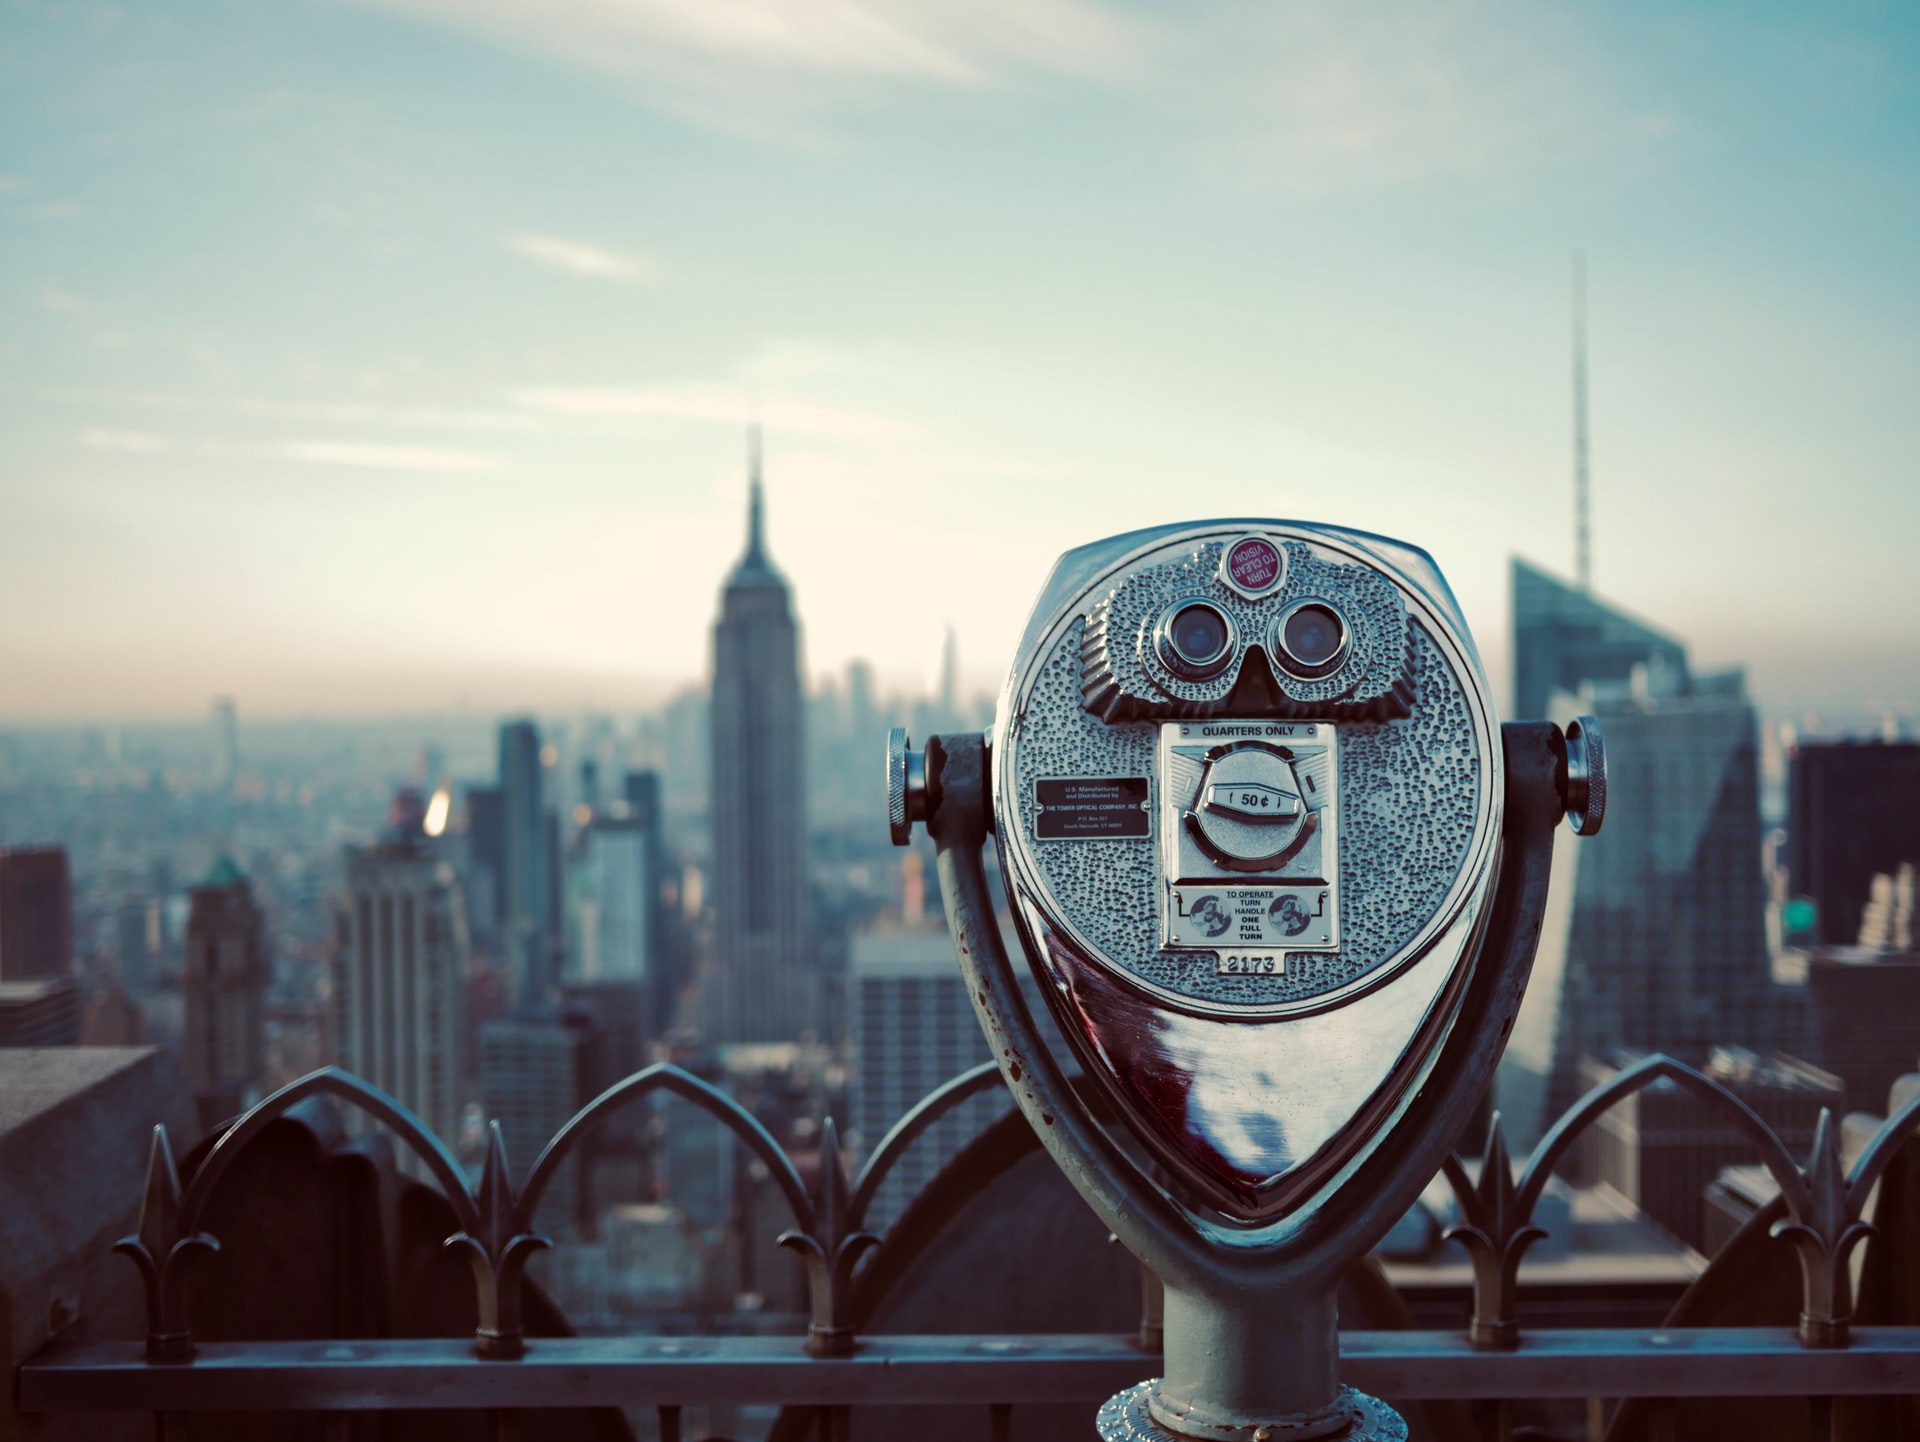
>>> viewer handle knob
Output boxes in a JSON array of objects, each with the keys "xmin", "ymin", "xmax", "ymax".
[
  {"xmin": 1562, "ymin": 716, "xmax": 1606, "ymax": 837},
  {"xmin": 886, "ymin": 727, "xmax": 928, "ymax": 846}
]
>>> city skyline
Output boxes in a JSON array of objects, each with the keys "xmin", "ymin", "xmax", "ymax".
[{"xmin": 4, "ymin": 2, "xmax": 1919, "ymax": 724}]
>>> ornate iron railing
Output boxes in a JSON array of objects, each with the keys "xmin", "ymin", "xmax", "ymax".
[{"xmin": 18, "ymin": 1052, "xmax": 1920, "ymax": 1440}]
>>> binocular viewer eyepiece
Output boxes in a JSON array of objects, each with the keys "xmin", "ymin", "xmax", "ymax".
[{"xmin": 887, "ymin": 518, "xmax": 1606, "ymax": 1441}]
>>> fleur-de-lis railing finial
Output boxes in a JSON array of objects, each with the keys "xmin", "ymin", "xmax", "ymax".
[
  {"xmin": 446, "ymin": 1122, "xmax": 552, "ymax": 1360},
  {"xmin": 112, "ymin": 1068, "xmax": 484, "ymax": 1362},
  {"xmin": 1773, "ymin": 1109, "xmax": 1876, "ymax": 1349},
  {"xmin": 1440, "ymin": 1055, "xmax": 1920, "ymax": 1354},
  {"xmin": 113, "ymin": 1125, "xmax": 219, "ymax": 1362},
  {"xmin": 1441, "ymin": 1114, "xmax": 1544, "ymax": 1351},
  {"xmin": 781, "ymin": 1117, "xmax": 880, "ymax": 1357},
  {"xmin": 107, "ymin": 1059, "xmax": 1017, "ymax": 1368}
]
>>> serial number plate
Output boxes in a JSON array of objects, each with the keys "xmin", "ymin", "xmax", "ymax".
[{"xmin": 1216, "ymin": 954, "xmax": 1282, "ymax": 975}]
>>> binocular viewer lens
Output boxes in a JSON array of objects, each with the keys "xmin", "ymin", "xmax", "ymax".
[
  {"xmin": 1155, "ymin": 599, "xmax": 1236, "ymax": 679},
  {"xmin": 1276, "ymin": 600, "xmax": 1348, "ymax": 677},
  {"xmin": 1152, "ymin": 594, "xmax": 1353, "ymax": 685}
]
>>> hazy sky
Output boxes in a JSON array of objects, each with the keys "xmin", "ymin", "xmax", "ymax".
[{"xmin": 3, "ymin": 0, "xmax": 1916, "ymax": 723}]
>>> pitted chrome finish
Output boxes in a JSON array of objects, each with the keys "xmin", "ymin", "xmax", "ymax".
[
  {"xmin": 1077, "ymin": 534, "xmax": 1417, "ymax": 723},
  {"xmin": 1097, "ymin": 1380, "xmax": 1406, "ymax": 1441},
  {"xmin": 886, "ymin": 727, "xmax": 927, "ymax": 847},
  {"xmin": 1563, "ymin": 714, "xmax": 1606, "ymax": 837}
]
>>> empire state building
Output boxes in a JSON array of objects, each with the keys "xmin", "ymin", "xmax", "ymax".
[{"xmin": 706, "ymin": 431, "xmax": 812, "ymax": 1043}]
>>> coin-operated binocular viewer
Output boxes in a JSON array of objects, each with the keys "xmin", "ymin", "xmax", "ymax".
[{"xmin": 888, "ymin": 521, "xmax": 1605, "ymax": 1440}]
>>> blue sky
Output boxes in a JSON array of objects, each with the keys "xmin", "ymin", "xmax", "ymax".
[{"xmin": 2, "ymin": 0, "xmax": 1916, "ymax": 722}]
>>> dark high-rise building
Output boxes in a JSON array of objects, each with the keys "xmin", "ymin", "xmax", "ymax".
[
  {"xmin": 1510, "ymin": 558, "xmax": 1686, "ymax": 722},
  {"xmin": 1785, "ymin": 740, "xmax": 1920, "ymax": 946},
  {"xmin": 0, "ymin": 845, "xmax": 72, "ymax": 982},
  {"xmin": 465, "ymin": 784, "xmax": 504, "ymax": 933},
  {"xmin": 498, "ymin": 720, "xmax": 556, "ymax": 1007},
  {"xmin": 1582, "ymin": 1047, "xmax": 1841, "ymax": 1253},
  {"xmin": 1500, "ymin": 564, "xmax": 1774, "ymax": 1141},
  {"xmin": 182, "ymin": 855, "xmax": 269, "ymax": 1128},
  {"xmin": 479, "ymin": 1014, "xmax": 591, "ymax": 1234},
  {"xmin": 707, "ymin": 433, "xmax": 811, "ymax": 1044},
  {"xmin": 1775, "ymin": 943, "xmax": 1920, "ymax": 1116},
  {"xmin": 112, "ymin": 899, "xmax": 152, "ymax": 991}
]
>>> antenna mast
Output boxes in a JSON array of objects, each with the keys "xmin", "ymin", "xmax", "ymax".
[{"xmin": 1573, "ymin": 251, "xmax": 1592, "ymax": 593}]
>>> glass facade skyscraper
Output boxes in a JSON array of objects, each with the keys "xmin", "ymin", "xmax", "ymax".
[
  {"xmin": 498, "ymin": 718, "xmax": 556, "ymax": 1007},
  {"xmin": 1500, "ymin": 561, "xmax": 1773, "ymax": 1143},
  {"xmin": 1510, "ymin": 558, "xmax": 1686, "ymax": 723}
]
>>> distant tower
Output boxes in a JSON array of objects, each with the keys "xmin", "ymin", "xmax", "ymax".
[
  {"xmin": 707, "ymin": 428, "xmax": 811, "ymax": 1043},
  {"xmin": 938, "ymin": 624, "xmax": 960, "ymax": 729},
  {"xmin": 211, "ymin": 695, "xmax": 239, "ymax": 787},
  {"xmin": 182, "ymin": 855, "xmax": 268, "ymax": 1129},
  {"xmin": 498, "ymin": 719, "xmax": 556, "ymax": 1007},
  {"xmin": 336, "ymin": 800, "xmax": 472, "ymax": 1144},
  {"xmin": 1572, "ymin": 252, "xmax": 1593, "ymax": 594}
]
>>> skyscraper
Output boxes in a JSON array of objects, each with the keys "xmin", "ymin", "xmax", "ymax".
[
  {"xmin": 851, "ymin": 929, "xmax": 1003, "ymax": 1227},
  {"xmin": 1500, "ymin": 563, "xmax": 1774, "ymax": 1141},
  {"xmin": 498, "ymin": 719, "xmax": 556, "ymax": 1007},
  {"xmin": 1785, "ymin": 740, "xmax": 1920, "ymax": 946},
  {"xmin": 336, "ymin": 806, "xmax": 472, "ymax": 1144},
  {"xmin": 210, "ymin": 695, "xmax": 239, "ymax": 787},
  {"xmin": 464, "ymin": 783, "xmax": 504, "ymax": 938},
  {"xmin": 707, "ymin": 433, "xmax": 811, "ymax": 1044},
  {"xmin": 479, "ymin": 1015, "xmax": 590, "ymax": 1235},
  {"xmin": 574, "ymin": 816, "xmax": 654, "ymax": 986},
  {"xmin": 1510, "ymin": 558, "xmax": 1686, "ymax": 722},
  {"xmin": 182, "ymin": 855, "xmax": 268, "ymax": 1128},
  {"xmin": 850, "ymin": 922, "xmax": 1069, "ymax": 1226},
  {"xmin": 0, "ymin": 845, "xmax": 72, "ymax": 982}
]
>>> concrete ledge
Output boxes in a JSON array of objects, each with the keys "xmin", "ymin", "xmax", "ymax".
[{"xmin": 0, "ymin": 1047, "xmax": 191, "ymax": 1441}]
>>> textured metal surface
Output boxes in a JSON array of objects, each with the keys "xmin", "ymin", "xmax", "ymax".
[
  {"xmin": 1563, "ymin": 713, "xmax": 1606, "ymax": 836},
  {"xmin": 1098, "ymin": 1380, "xmax": 1406, "ymax": 1441},
  {"xmin": 1009, "ymin": 619, "xmax": 1488, "ymax": 1009},
  {"xmin": 886, "ymin": 727, "xmax": 923, "ymax": 846},
  {"xmin": 26, "ymin": 1330, "xmax": 1920, "ymax": 1413},
  {"xmin": 985, "ymin": 519, "xmax": 1505, "ymax": 1244},
  {"xmin": 1080, "ymin": 536, "xmax": 1415, "ymax": 722}
]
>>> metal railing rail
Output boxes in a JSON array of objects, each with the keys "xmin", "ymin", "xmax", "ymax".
[{"xmin": 17, "ymin": 1052, "xmax": 1920, "ymax": 1440}]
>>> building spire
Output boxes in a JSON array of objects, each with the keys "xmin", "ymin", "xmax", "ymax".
[
  {"xmin": 1573, "ymin": 250, "xmax": 1592, "ymax": 594},
  {"xmin": 746, "ymin": 422, "xmax": 766, "ymax": 565}
]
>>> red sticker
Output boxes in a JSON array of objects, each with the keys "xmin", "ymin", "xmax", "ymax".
[{"xmin": 1226, "ymin": 537, "xmax": 1281, "ymax": 593}]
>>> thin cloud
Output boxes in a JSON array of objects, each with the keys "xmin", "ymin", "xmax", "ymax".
[
  {"xmin": 365, "ymin": 0, "xmax": 1151, "ymax": 141},
  {"xmin": 1180, "ymin": 2, "xmax": 1683, "ymax": 192},
  {"xmin": 504, "ymin": 234, "xmax": 656, "ymax": 284},
  {"xmin": 77, "ymin": 428, "xmax": 174, "ymax": 455},
  {"xmin": 76, "ymin": 428, "xmax": 501, "ymax": 474},
  {"xmin": 515, "ymin": 386, "xmax": 913, "ymax": 443},
  {"xmin": 48, "ymin": 386, "xmax": 580, "ymax": 435},
  {"xmin": 273, "ymin": 441, "xmax": 503, "ymax": 473}
]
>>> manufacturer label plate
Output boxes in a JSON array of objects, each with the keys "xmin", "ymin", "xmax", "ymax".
[{"xmin": 1035, "ymin": 777, "xmax": 1150, "ymax": 839}]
